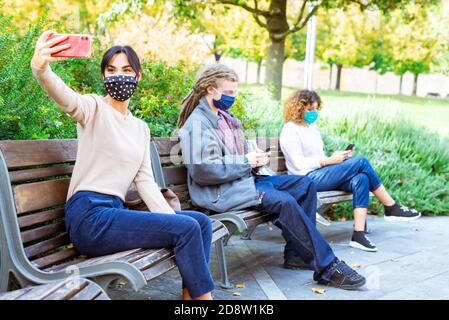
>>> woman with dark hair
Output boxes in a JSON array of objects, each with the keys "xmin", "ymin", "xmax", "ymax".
[
  {"xmin": 280, "ymin": 90, "xmax": 421, "ymax": 252},
  {"xmin": 31, "ymin": 31, "xmax": 214, "ymax": 300}
]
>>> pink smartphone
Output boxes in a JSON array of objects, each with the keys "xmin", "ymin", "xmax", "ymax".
[{"xmin": 48, "ymin": 33, "xmax": 92, "ymax": 58}]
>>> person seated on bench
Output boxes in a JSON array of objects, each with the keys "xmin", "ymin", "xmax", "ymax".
[
  {"xmin": 280, "ymin": 89, "xmax": 421, "ymax": 252},
  {"xmin": 177, "ymin": 64, "xmax": 366, "ymax": 290},
  {"xmin": 31, "ymin": 31, "xmax": 214, "ymax": 300}
]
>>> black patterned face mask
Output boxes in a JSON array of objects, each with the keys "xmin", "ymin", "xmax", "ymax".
[{"xmin": 103, "ymin": 75, "xmax": 138, "ymax": 101}]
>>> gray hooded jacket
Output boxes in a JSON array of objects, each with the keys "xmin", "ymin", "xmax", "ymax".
[{"xmin": 178, "ymin": 97, "xmax": 260, "ymax": 213}]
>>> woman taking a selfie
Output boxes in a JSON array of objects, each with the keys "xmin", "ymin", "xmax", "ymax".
[
  {"xmin": 280, "ymin": 90, "xmax": 421, "ymax": 253},
  {"xmin": 31, "ymin": 31, "xmax": 214, "ymax": 300}
]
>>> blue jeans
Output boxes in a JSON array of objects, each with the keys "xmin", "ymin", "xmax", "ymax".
[
  {"xmin": 306, "ymin": 156, "xmax": 383, "ymax": 209},
  {"xmin": 254, "ymin": 175, "xmax": 337, "ymax": 281},
  {"xmin": 64, "ymin": 191, "xmax": 215, "ymax": 298}
]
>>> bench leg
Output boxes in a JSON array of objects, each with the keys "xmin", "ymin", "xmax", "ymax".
[
  {"xmin": 10, "ymin": 270, "xmax": 33, "ymax": 289},
  {"xmin": 215, "ymin": 239, "xmax": 233, "ymax": 289},
  {"xmin": 240, "ymin": 225, "xmax": 257, "ymax": 240},
  {"xmin": 221, "ymin": 222, "xmax": 238, "ymax": 246},
  {"xmin": 0, "ymin": 271, "xmax": 10, "ymax": 292}
]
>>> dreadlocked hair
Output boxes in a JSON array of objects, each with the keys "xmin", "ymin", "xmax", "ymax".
[{"xmin": 177, "ymin": 64, "xmax": 239, "ymax": 128}]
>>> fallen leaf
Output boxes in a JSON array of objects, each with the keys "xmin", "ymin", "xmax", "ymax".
[
  {"xmin": 232, "ymin": 292, "xmax": 241, "ymax": 296},
  {"xmin": 352, "ymin": 263, "xmax": 362, "ymax": 269},
  {"xmin": 312, "ymin": 288, "xmax": 326, "ymax": 294},
  {"xmin": 67, "ymin": 243, "xmax": 74, "ymax": 249},
  {"xmin": 235, "ymin": 284, "xmax": 246, "ymax": 289}
]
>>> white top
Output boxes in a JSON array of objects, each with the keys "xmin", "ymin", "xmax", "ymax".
[
  {"xmin": 279, "ymin": 121, "xmax": 325, "ymax": 175},
  {"xmin": 32, "ymin": 64, "xmax": 174, "ymax": 214}
]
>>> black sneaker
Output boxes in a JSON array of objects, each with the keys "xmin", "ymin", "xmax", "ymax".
[
  {"xmin": 349, "ymin": 231, "xmax": 378, "ymax": 252},
  {"xmin": 317, "ymin": 259, "xmax": 366, "ymax": 290},
  {"xmin": 283, "ymin": 255, "xmax": 312, "ymax": 270},
  {"xmin": 384, "ymin": 203, "xmax": 421, "ymax": 222}
]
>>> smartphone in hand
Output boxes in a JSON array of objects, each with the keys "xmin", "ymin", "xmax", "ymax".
[
  {"xmin": 345, "ymin": 144, "xmax": 355, "ymax": 151},
  {"xmin": 48, "ymin": 33, "xmax": 92, "ymax": 58}
]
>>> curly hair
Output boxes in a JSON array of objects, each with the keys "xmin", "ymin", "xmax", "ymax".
[{"xmin": 283, "ymin": 90, "xmax": 322, "ymax": 125}]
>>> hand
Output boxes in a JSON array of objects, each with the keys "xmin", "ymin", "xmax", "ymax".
[
  {"xmin": 31, "ymin": 31, "xmax": 70, "ymax": 70},
  {"xmin": 246, "ymin": 151, "xmax": 270, "ymax": 168},
  {"xmin": 323, "ymin": 150, "xmax": 352, "ymax": 166}
]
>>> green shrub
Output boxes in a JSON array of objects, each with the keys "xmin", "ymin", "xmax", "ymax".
[
  {"xmin": 0, "ymin": 13, "xmax": 197, "ymax": 139},
  {"xmin": 132, "ymin": 60, "xmax": 196, "ymax": 137}
]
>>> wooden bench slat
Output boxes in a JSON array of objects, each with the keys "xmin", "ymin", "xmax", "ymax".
[
  {"xmin": 212, "ymin": 225, "xmax": 229, "ymax": 243},
  {"xmin": 32, "ymin": 248, "xmax": 79, "ymax": 269},
  {"xmin": 153, "ymin": 138, "xmax": 180, "ymax": 156},
  {"xmin": 318, "ymin": 191, "xmax": 352, "ymax": 198},
  {"xmin": 9, "ymin": 166, "xmax": 74, "ymax": 184},
  {"xmin": 12, "ymin": 281, "xmax": 67, "ymax": 300},
  {"xmin": 0, "ymin": 287, "xmax": 34, "ymax": 300},
  {"xmin": 44, "ymin": 248, "xmax": 143, "ymax": 273},
  {"xmin": 141, "ymin": 256, "xmax": 177, "ymax": 281},
  {"xmin": 18, "ymin": 208, "xmax": 65, "ymax": 228},
  {"xmin": 21, "ymin": 221, "xmax": 66, "ymax": 244},
  {"xmin": 69, "ymin": 282, "xmax": 105, "ymax": 300},
  {"xmin": 13, "ymin": 179, "xmax": 70, "ymax": 214},
  {"xmin": 131, "ymin": 249, "xmax": 173, "ymax": 271},
  {"xmin": 43, "ymin": 280, "xmax": 86, "ymax": 300},
  {"xmin": 163, "ymin": 166, "xmax": 188, "ymax": 186},
  {"xmin": 0, "ymin": 139, "xmax": 77, "ymax": 170},
  {"xmin": 160, "ymin": 155, "xmax": 183, "ymax": 166},
  {"xmin": 25, "ymin": 233, "xmax": 70, "ymax": 259},
  {"xmin": 170, "ymin": 184, "xmax": 188, "ymax": 193}
]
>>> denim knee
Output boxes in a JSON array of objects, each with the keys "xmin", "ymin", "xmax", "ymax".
[
  {"xmin": 350, "ymin": 173, "xmax": 370, "ymax": 208},
  {"xmin": 175, "ymin": 216, "xmax": 202, "ymax": 241},
  {"xmin": 180, "ymin": 211, "xmax": 212, "ymax": 239}
]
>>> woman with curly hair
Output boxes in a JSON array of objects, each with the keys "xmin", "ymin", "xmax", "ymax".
[{"xmin": 280, "ymin": 90, "xmax": 421, "ymax": 252}]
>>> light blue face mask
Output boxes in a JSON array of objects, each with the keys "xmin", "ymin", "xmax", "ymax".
[{"xmin": 304, "ymin": 111, "xmax": 319, "ymax": 124}]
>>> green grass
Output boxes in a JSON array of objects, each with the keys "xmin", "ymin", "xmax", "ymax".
[{"xmin": 239, "ymin": 84, "xmax": 449, "ymax": 140}]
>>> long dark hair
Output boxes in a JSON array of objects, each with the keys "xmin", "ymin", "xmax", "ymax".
[
  {"xmin": 100, "ymin": 45, "xmax": 142, "ymax": 75},
  {"xmin": 177, "ymin": 64, "xmax": 239, "ymax": 128}
]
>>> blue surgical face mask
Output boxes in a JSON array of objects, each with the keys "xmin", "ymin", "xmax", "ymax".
[
  {"xmin": 212, "ymin": 88, "xmax": 236, "ymax": 111},
  {"xmin": 304, "ymin": 111, "xmax": 319, "ymax": 124}
]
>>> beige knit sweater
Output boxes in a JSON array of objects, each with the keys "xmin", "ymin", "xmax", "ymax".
[{"xmin": 32, "ymin": 64, "xmax": 175, "ymax": 214}]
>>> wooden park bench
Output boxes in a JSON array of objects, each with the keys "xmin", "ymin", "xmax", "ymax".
[
  {"xmin": 0, "ymin": 139, "xmax": 232, "ymax": 296},
  {"xmin": 150, "ymin": 136, "xmax": 372, "ymax": 245},
  {"xmin": 0, "ymin": 278, "xmax": 109, "ymax": 300}
]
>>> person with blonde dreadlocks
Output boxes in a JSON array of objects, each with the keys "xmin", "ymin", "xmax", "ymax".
[{"xmin": 178, "ymin": 64, "xmax": 366, "ymax": 290}]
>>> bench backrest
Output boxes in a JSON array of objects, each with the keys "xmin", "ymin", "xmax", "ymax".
[
  {"xmin": 0, "ymin": 140, "xmax": 79, "ymax": 270},
  {"xmin": 151, "ymin": 137, "xmax": 287, "ymax": 210},
  {"xmin": 0, "ymin": 137, "xmax": 286, "ymax": 269}
]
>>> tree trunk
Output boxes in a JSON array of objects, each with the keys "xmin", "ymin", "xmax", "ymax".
[
  {"xmin": 335, "ymin": 64, "xmax": 343, "ymax": 91},
  {"xmin": 245, "ymin": 60, "xmax": 249, "ymax": 84},
  {"xmin": 213, "ymin": 41, "xmax": 221, "ymax": 63},
  {"xmin": 399, "ymin": 74, "xmax": 403, "ymax": 95},
  {"xmin": 328, "ymin": 63, "xmax": 333, "ymax": 90},
  {"xmin": 265, "ymin": 0, "xmax": 289, "ymax": 101},
  {"xmin": 256, "ymin": 60, "xmax": 262, "ymax": 84},
  {"xmin": 412, "ymin": 73, "xmax": 419, "ymax": 96},
  {"xmin": 265, "ymin": 36, "xmax": 286, "ymax": 100}
]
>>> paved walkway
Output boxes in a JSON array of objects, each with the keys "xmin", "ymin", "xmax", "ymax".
[{"xmin": 109, "ymin": 215, "xmax": 449, "ymax": 300}]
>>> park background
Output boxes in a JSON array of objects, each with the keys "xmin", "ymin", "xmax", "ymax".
[{"xmin": 1, "ymin": 0, "xmax": 448, "ymax": 220}]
